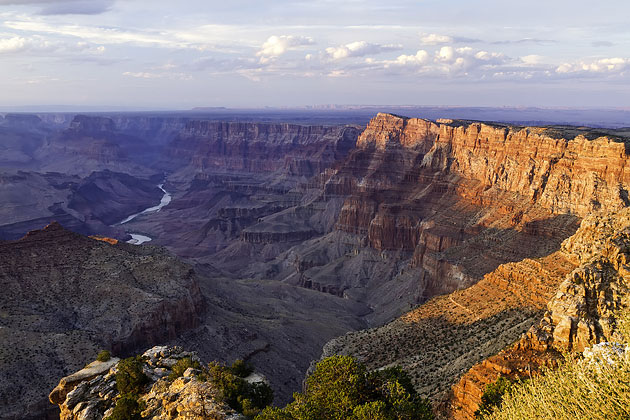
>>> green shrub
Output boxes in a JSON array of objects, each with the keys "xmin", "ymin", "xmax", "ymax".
[
  {"xmin": 254, "ymin": 355, "xmax": 433, "ymax": 420},
  {"xmin": 97, "ymin": 350, "xmax": 112, "ymax": 362},
  {"xmin": 104, "ymin": 394, "xmax": 145, "ymax": 420},
  {"xmin": 207, "ymin": 361, "xmax": 273, "ymax": 418},
  {"xmin": 168, "ymin": 356, "xmax": 201, "ymax": 381},
  {"xmin": 474, "ymin": 376, "xmax": 514, "ymax": 418},
  {"xmin": 231, "ymin": 359, "xmax": 255, "ymax": 378},
  {"xmin": 115, "ymin": 356, "xmax": 148, "ymax": 396}
]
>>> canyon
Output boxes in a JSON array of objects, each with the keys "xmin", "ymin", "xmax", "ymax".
[{"xmin": 1, "ymin": 110, "xmax": 630, "ymax": 419}]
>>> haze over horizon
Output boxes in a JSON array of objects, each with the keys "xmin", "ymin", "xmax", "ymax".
[{"xmin": 1, "ymin": 0, "xmax": 629, "ymax": 109}]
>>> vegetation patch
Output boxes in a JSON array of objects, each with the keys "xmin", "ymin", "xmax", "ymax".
[
  {"xmin": 96, "ymin": 350, "xmax": 112, "ymax": 362},
  {"xmin": 167, "ymin": 356, "xmax": 201, "ymax": 381},
  {"xmin": 255, "ymin": 355, "xmax": 433, "ymax": 420}
]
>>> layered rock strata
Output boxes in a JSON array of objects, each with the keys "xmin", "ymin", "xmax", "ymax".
[
  {"xmin": 166, "ymin": 121, "xmax": 359, "ymax": 177},
  {"xmin": 271, "ymin": 112, "xmax": 630, "ymax": 322}
]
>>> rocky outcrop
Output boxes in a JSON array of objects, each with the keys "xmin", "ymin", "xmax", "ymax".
[
  {"xmin": 0, "ymin": 223, "xmax": 203, "ymax": 420},
  {"xmin": 449, "ymin": 208, "xmax": 630, "ymax": 420},
  {"xmin": 51, "ymin": 346, "xmax": 245, "ymax": 420}
]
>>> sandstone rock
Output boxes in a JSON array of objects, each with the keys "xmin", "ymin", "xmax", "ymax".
[
  {"xmin": 51, "ymin": 346, "xmax": 245, "ymax": 420},
  {"xmin": 449, "ymin": 207, "xmax": 630, "ymax": 420},
  {"xmin": 49, "ymin": 359, "xmax": 119, "ymax": 406}
]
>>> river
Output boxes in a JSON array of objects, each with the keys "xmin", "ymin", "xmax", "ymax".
[{"xmin": 115, "ymin": 183, "xmax": 172, "ymax": 245}]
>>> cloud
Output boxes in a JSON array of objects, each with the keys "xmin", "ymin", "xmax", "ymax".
[
  {"xmin": 491, "ymin": 38, "xmax": 555, "ymax": 45},
  {"xmin": 256, "ymin": 35, "xmax": 314, "ymax": 63},
  {"xmin": 420, "ymin": 33, "xmax": 453, "ymax": 45},
  {"xmin": 0, "ymin": 0, "xmax": 114, "ymax": 15},
  {"xmin": 325, "ymin": 41, "xmax": 401, "ymax": 60},
  {"xmin": 5, "ymin": 19, "xmax": 187, "ymax": 48},
  {"xmin": 389, "ymin": 50, "xmax": 429, "ymax": 67},
  {"xmin": 556, "ymin": 57, "xmax": 630, "ymax": 74},
  {"xmin": 0, "ymin": 36, "xmax": 27, "ymax": 53},
  {"xmin": 123, "ymin": 71, "xmax": 192, "ymax": 80}
]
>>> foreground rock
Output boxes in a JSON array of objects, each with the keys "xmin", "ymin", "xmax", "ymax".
[
  {"xmin": 0, "ymin": 223, "xmax": 203, "ymax": 419},
  {"xmin": 449, "ymin": 208, "xmax": 630, "ymax": 419},
  {"xmin": 51, "ymin": 346, "xmax": 245, "ymax": 420}
]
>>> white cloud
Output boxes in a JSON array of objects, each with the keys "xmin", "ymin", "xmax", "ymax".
[
  {"xmin": 0, "ymin": 36, "xmax": 27, "ymax": 53},
  {"xmin": 520, "ymin": 54, "xmax": 545, "ymax": 65},
  {"xmin": 437, "ymin": 46, "xmax": 454, "ymax": 61},
  {"xmin": 256, "ymin": 35, "xmax": 314, "ymax": 63},
  {"xmin": 420, "ymin": 33, "xmax": 453, "ymax": 45},
  {"xmin": 388, "ymin": 50, "xmax": 429, "ymax": 67},
  {"xmin": 4, "ymin": 19, "xmax": 189, "ymax": 48},
  {"xmin": 556, "ymin": 57, "xmax": 630, "ymax": 74},
  {"xmin": 324, "ymin": 41, "xmax": 401, "ymax": 60}
]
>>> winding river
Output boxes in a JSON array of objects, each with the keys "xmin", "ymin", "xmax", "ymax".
[{"xmin": 116, "ymin": 183, "xmax": 172, "ymax": 245}]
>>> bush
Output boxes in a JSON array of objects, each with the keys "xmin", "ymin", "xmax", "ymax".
[
  {"xmin": 97, "ymin": 350, "xmax": 112, "ymax": 362},
  {"xmin": 232, "ymin": 359, "xmax": 255, "ymax": 378},
  {"xmin": 115, "ymin": 356, "xmax": 148, "ymax": 396},
  {"xmin": 168, "ymin": 356, "xmax": 201, "ymax": 381},
  {"xmin": 488, "ymin": 307, "xmax": 630, "ymax": 420},
  {"xmin": 207, "ymin": 361, "xmax": 273, "ymax": 418},
  {"xmin": 474, "ymin": 376, "xmax": 514, "ymax": 418},
  {"xmin": 104, "ymin": 394, "xmax": 145, "ymax": 420},
  {"xmin": 254, "ymin": 355, "xmax": 433, "ymax": 420},
  {"xmin": 486, "ymin": 351, "xmax": 630, "ymax": 420}
]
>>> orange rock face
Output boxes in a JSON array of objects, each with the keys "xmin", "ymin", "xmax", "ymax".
[
  {"xmin": 322, "ymin": 114, "xmax": 630, "ymax": 419},
  {"xmin": 448, "ymin": 208, "xmax": 630, "ymax": 420}
]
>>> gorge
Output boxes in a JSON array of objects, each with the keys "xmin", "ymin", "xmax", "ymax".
[{"xmin": 1, "ymin": 110, "xmax": 629, "ymax": 419}]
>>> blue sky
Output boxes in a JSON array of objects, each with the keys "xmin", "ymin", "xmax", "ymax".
[{"xmin": 0, "ymin": 0, "xmax": 629, "ymax": 109}]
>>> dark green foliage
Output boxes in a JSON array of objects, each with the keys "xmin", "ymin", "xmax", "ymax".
[
  {"xmin": 104, "ymin": 394, "xmax": 145, "ymax": 420},
  {"xmin": 254, "ymin": 355, "xmax": 433, "ymax": 420},
  {"xmin": 115, "ymin": 356, "xmax": 149, "ymax": 396},
  {"xmin": 352, "ymin": 401, "xmax": 394, "ymax": 420},
  {"xmin": 475, "ymin": 376, "xmax": 514, "ymax": 419},
  {"xmin": 96, "ymin": 350, "xmax": 111, "ymax": 362},
  {"xmin": 168, "ymin": 356, "xmax": 201, "ymax": 381},
  {"xmin": 207, "ymin": 361, "xmax": 274, "ymax": 418},
  {"xmin": 231, "ymin": 359, "xmax": 255, "ymax": 378}
]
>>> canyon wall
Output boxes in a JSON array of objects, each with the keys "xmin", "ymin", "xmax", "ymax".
[
  {"xmin": 272, "ymin": 113, "xmax": 629, "ymax": 321},
  {"xmin": 166, "ymin": 121, "xmax": 359, "ymax": 177}
]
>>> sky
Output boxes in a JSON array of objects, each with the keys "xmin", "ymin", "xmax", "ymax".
[{"xmin": 0, "ymin": 0, "xmax": 629, "ymax": 109}]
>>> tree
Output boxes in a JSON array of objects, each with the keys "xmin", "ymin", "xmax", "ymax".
[{"xmin": 254, "ymin": 355, "xmax": 434, "ymax": 420}]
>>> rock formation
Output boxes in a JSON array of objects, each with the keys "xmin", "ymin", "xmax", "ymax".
[
  {"xmin": 50, "ymin": 346, "xmax": 246, "ymax": 420},
  {"xmin": 0, "ymin": 223, "xmax": 203, "ymax": 419},
  {"xmin": 318, "ymin": 114, "xmax": 630, "ymax": 417}
]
